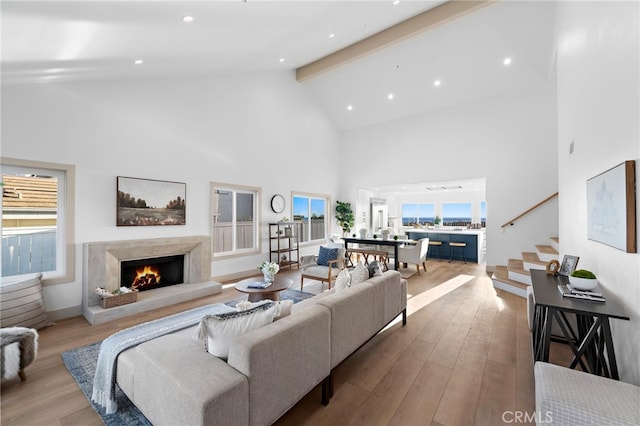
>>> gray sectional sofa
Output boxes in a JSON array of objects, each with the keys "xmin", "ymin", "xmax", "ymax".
[{"xmin": 116, "ymin": 270, "xmax": 407, "ymax": 426}]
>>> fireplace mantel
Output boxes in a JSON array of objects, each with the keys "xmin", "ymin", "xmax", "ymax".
[{"xmin": 82, "ymin": 236, "xmax": 222, "ymax": 324}]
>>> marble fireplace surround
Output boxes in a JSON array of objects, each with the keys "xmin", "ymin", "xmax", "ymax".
[{"xmin": 82, "ymin": 236, "xmax": 222, "ymax": 325}]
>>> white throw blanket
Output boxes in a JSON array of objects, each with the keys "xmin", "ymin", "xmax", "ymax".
[{"xmin": 91, "ymin": 303, "xmax": 234, "ymax": 414}]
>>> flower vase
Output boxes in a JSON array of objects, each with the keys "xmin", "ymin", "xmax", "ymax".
[{"xmin": 263, "ymin": 272, "xmax": 275, "ymax": 283}]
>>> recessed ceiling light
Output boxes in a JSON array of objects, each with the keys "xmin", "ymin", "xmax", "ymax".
[
  {"xmin": 503, "ymin": 57, "xmax": 512, "ymax": 65},
  {"xmin": 434, "ymin": 80, "xmax": 441, "ymax": 87},
  {"xmin": 182, "ymin": 16, "xmax": 194, "ymax": 23},
  {"xmin": 347, "ymin": 105, "xmax": 353, "ymax": 111},
  {"xmin": 134, "ymin": 59, "xmax": 143, "ymax": 65},
  {"xmin": 393, "ymin": 0, "xmax": 400, "ymax": 5},
  {"xmin": 279, "ymin": 58, "xmax": 285, "ymax": 63},
  {"xmin": 387, "ymin": 93, "xmax": 394, "ymax": 100},
  {"xmin": 329, "ymin": 33, "xmax": 335, "ymax": 38}
]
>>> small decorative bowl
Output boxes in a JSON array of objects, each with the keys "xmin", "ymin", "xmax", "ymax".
[{"xmin": 569, "ymin": 276, "xmax": 598, "ymax": 290}]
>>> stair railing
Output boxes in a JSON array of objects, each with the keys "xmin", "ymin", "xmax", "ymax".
[{"xmin": 501, "ymin": 192, "xmax": 558, "ymax": 228}]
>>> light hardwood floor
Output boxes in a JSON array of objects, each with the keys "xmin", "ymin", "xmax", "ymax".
[{"xmin": 1, "ymin": 260, "xmax": 572, "ymax": 426}]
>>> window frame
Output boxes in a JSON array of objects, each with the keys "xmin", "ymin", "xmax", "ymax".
[
  {"xmin": 401, "ymin": 203, "xmax": 435, "ymax": 226},
  {"xmin": 210, "ymin": 182, "xmax": 261, "ymax": 259},
  {"xmin": 292, "ymin": 191, "xmax": 330, "ymax": 244},
  {"xmin": 1, "ymin": 157, "xmax": 75, "ymax": 286}
]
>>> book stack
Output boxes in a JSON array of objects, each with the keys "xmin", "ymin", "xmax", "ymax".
[
  {"xmin": 247, "ymin": 281, "xmax": 272, "ymax": 289},
  {"xmin": 558, "ymin": 284, "xmax": 605, "ymax": 302}
]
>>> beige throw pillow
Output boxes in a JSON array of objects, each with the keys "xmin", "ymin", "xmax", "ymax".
[
  {"xmin": 350, "ymin": 261, "xmax": 369, "ymax": 285},
  {"xmin": 0, "ymin": 273, "xmax": 52, "ymax": 329}
]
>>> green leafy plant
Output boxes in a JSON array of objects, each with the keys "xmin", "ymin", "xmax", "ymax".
[
  {"xmin": 434, "ymin": 215, "xmax": 441, "ymax": 225},
  {"xmin": 393, "ymin": 235, "xmax": 399, "ymax": 240},
  {"xmin": 571, "ymin": 269, "xmax": 596, "ymax": 279},
  {"xmin": 335, "ymin": 200, "xmax": 355, "ymax": 234}
]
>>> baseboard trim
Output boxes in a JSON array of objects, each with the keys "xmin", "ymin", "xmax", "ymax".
[{"xmin": 47, "ymin": 305, "xmax": 82, "ymax": 322}]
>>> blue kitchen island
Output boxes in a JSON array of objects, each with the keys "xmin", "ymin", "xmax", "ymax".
[{"xmin": 404, "ymin": 228, "xmax": 484, "ymax": 263}]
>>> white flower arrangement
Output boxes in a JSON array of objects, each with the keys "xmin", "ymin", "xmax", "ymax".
[
  {"xmin": 258, "ymin": 261, "xmax": 280, "ymax": 275},
  {"xmin": 95, "ymin": 286, "xmax": 134, "ymax": 297}
]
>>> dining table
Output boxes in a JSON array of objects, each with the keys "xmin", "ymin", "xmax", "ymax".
[{"xmin": 342, "ymin": 237, "xmax": 415, "ymax": 271}]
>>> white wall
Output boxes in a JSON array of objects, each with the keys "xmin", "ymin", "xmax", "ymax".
[
  {"xmin": 556, "ymin": 0, "xmax": 640, "ymax": 385},
  {"xmin": 339, "ymin": 82, "xmax": 559, "ymax": 268},
  {"xmin": 1, "ymin": 71, "xmax": 342, "ymax": 316}
]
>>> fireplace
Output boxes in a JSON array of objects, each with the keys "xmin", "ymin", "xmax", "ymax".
[
  {"xmin": 83, "ymin": 236, "xmax": 222, "ymax": 324},
  {"xmin": 121, "ymin": 255, "xmax": 185, "ymax": 291}
]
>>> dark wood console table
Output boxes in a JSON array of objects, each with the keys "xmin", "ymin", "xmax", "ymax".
[{"xmin": 530, "ymin": 269, "xmax": 629, "ymax": 380}]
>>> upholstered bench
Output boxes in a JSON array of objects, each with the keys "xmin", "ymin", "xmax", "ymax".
[{"xmin": 534, "ymin": 362, "xmax": 640, "ymax": 425}]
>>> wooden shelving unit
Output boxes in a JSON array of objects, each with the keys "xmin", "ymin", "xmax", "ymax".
[{"xmin": 269, "ymin": 222, "xmax": 302, "ymax": 269}]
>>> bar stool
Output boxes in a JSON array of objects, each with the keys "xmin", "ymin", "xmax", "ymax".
[
  {"xmin": 428, "ymin": 240, "xmax": 443, "ymax": 261},
  {"xmin": 449, "ymin": 242, "xmax": 467, "ymax": 263}
]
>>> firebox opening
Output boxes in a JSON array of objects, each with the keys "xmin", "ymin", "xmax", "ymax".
[{"xmin": 120, "ymin": 255, "xmax": 185, "ymax": 292}]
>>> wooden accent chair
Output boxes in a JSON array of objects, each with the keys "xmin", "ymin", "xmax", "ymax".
[{"xmin": 300, "ymin": 245, "xmax": 346, "ymax": 291}]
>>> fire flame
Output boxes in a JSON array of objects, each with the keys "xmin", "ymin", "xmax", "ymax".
[{"xmin": 132, "ymin": 265, "xmax": 161, "ymax": 289}]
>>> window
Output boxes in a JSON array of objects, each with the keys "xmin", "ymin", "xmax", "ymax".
[
  {"xmin": 402, "ymin": 203, "xmax": 434, "ymax": 226},
  {"xmin": 480, "ymin": 201, "xmax": 487, "ymax": 226},
  {"xmin": 442, "ymin": 203, "xmax": 472, "ymax": 226},
  {"xmin": 1, "ymin": 158, "xmax": 75, "ymax": 285},
  {"xmin": 211, "ymin": 183, "xmax": 260, "ymax": 257},
  {"xmin": 292, "ymin": 193, "xmax": 328, "ymax": 243}
]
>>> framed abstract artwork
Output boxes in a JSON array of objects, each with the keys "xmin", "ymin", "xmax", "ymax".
[
  {"xmin": 586, "ymin": 160, "xmax": 636, "ymax": 253},
  {"xmin": 117, "ymin": 176, "xmax": 186, "ymax": 226}
]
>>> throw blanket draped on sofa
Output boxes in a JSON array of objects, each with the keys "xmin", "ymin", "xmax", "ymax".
[{"xmin": 91, "ymin": 303, "xmax": 234, "ymax": 414}]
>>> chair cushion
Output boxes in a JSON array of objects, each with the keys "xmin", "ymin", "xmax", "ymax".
[
  {"xmin": 0, "ymin": 273, "xmax": 52, "ymax": 330},
  {"xmin": 317, "ymin": 246, "xmax": 339, "ymax": 266}
]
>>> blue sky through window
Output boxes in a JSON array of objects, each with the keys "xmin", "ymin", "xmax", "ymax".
[{"xmin": 443, "ymin": 203, "xmax": 472, "ymax": 218}]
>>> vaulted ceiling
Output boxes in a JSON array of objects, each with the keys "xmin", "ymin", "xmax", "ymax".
[{"xmin": 1, "ymin": 0, "xmax": 556, "ymax": 131}]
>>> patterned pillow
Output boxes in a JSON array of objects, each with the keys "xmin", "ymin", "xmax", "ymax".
[
  {"xmin": 350, "ymin": 261, "xmax": 369, "ymax": 285},
  {"xmin": 334, "ymin": 268, "xmax": 351, "ymax": 292},
  {"xmin": 368, "ymin": 261, "xmax": 383, "ymax": 278},
  {"xmin": 0, "ymin": 273, "xmax": 52, "ymax": 329},
  {"xmin": 197, "ymin": 303, "xmax": 277, "ymax": 359},
  {"xmin": 317, "ymin": 246, "xmax": 339, "ymax": 266},
  {"xmin": 236, "ymin": 300, "xmax": 293, "ymax": 321}
]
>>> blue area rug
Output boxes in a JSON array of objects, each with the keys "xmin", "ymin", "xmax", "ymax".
[
  {"xmin": 62, "ymin": 341, "xmax": 151, "ymax": 425},
  {"xmin": 62, "ymin": 290, "xmax": 315, "ymax": 425}
]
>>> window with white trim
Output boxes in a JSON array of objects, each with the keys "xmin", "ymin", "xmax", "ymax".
[
  {"xmin": 211, "ymin": 183, "xmax": 260, "ymax": 256},
  {"xmin": 292, "ymin": 193, "xmax": 328, "ymax": 243},
  {"xmin": 1, "ymin": 159, "xmax": 75, "ymax": 285}
]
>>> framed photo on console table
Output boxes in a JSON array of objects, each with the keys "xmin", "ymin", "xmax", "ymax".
[
  {"xmin": 587, "ymin": 160, "xmax": 637, "ymax": 253},
  {"xmin": 117, "ymin": 176, "xmax": 186, "ymax": 226},
  {"xmin": 558, "ymin": 255, "xmax": 579, "ymax": 277}
]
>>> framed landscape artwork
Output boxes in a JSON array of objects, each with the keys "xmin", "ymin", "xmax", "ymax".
[
  {"xmin": 586, "ymin": 160, "xmax": 636, "ymax": 253},
  {"xmin": 117, "ymin": 176, "xmax": 186, "ymax": 226}
]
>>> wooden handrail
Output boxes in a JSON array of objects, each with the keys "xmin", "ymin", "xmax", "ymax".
[{"xmin": 501, "ymin": 192, "xmax": 558, "ymax": 228}]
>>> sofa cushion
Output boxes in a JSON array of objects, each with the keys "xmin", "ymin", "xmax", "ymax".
[
  {"xmin": 350, "ymin": 261, "xmax": 369, "ymax": 285},
  {"xmin": 368, "ymin": 261, "xmax": 383, "ymax": 278},
  {"xmin": 235, "ymin": 299, "xmax": 293, "ymax": 321},
  {"xmin": 198, "ymin": 303, "xmax": 277, "ymax": 359},
  {"xmin": 317, "ymin": 246, "xmax": 339, "ymax": 266},
  {"xmin": 334, "ymin": 268, "xmax": 351, "ymax": 291},
  {"xmin": 0, "ymin": 273, "xmax": 52, "ymax": 330}
]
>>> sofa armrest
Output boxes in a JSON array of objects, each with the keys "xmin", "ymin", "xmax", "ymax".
[{"xmin": 228, "ymin": 305, "xmax": 331, "ymax": 426}]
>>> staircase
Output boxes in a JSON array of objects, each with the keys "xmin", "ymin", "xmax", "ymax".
[{"xmin": 491, "ymin": 236, "xmax": 559, "ymax": 297}]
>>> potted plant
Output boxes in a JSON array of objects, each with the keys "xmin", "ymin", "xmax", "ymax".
[
  {"xmin": 335, "ymin": 201, "xmax": 355, "ymax": 235},
  {"xmin": 569, "ymin": 269, "xmax": 598, "ymax": 290},
  {"xmin": 434, "ymin": 215, "xmax": 442, "ymax": 226}
]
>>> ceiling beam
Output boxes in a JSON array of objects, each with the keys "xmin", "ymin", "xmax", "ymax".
[{"xmin": 296, "ymin": 0, "xmax": 496, "ymax": 82}]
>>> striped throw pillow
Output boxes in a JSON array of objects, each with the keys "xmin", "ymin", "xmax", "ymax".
[{"xmin": 1, "ymin": 273, "xmax": 52, "ymax": 329}]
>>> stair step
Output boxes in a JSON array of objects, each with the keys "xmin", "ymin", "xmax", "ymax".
[
  {"xmin": 492, "ymin": 266, "xmax": 528, "ymax": 298},
  {"xmin": 507, "ymin": 259, "xmax": 531, "ymax": 285},
  {"xmin": 535, "ymin": 245, "xmax": 559, "ymax": 262},
  {"xmin": 522, "ymin": 252, "xmax": 546, "ymax": 272},
  {"xmin": 550, "ymin": 237, "xmax": 559, "ymax": 251}
]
